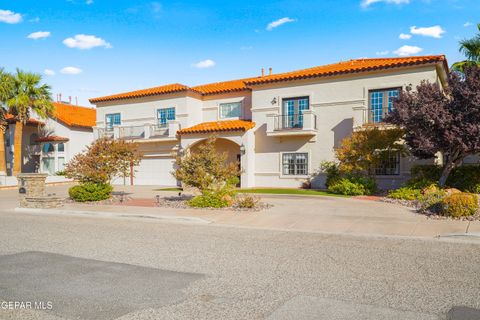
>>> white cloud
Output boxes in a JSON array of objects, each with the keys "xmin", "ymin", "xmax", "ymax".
[
  {"xmin": 376, "ymin": 50, "xmax": 390, "ymax": 55},
  {"xmin": 27, "ymin": 31, "xmax": 51, "ymax": 40},
  {"xmin": 44, "ymin": 69, "xmax": 55, "ymax": 76},
  {"xmin": 266, "ymin": 17, "xmax": 296, "ymax": 31},
  {"xmin": 361, "ymin": 0, "xmax": 410, "ymax": 8},
  {"xmin": 399, "ymin": 33, "xmax": 412, "ymax": 40},
  {"xmin": 393, "ymin": 45, "xmax": 423, "ymax": 56},
  {"xmin": 463, "ymin": 22, "xmax": 473, "ymax": 27},
  {"xmin": 63, "ymin": 34, "xmax": 112, "ymax": 50},
  {"xmin": 0, "ymin": 9, "xmax": 22, "ymax": 24},
  {"xmin": 60, "ymin": 67, "xmax": 82, "ymax": 75},
  {"xmin": 410, "ymin": 25, "xmax": 445, "ymax": 38},
  {"xmin": 86, "ymin": 0, "xmax": 94, "ymax": 4},
  {"xmin": 192, "ymin": 59, "xmax": 216, "ymax": 69}
]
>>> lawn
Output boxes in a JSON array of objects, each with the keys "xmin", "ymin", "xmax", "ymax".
[{"xmin": 155, "ymin": 187, "xmax": 348, "ymax": 197}]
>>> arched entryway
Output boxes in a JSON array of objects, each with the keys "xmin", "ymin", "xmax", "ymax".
[{"xmin": 189, "ymin": 138, "xmax": 241, "ymax": 184}]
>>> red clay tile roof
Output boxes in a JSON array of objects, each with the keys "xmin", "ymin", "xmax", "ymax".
[
  {"xmin": 5, "ymin": 114, "xmax": 45, "ymax": 125},
  {"xmin": 52, "ymin": 102, "xmax": 96, "ymax": 128},
  {"xmin": 177, "ymin": 120, "xmax": 256, "ymax": 135},
  {"xmin": 192, "ymin": 77, "xmax": 257, "ymax": 95},
  {"xmin": 89, "ymin": 55, "xmax": 447, "ymax": 103},
  {"xmin": 89, "ymin": 83, "xmax": 191, "ymax": 103},
  {"xmin": 244, "ymin": 55, "xmax": 447, "ymax": 85},
  {"xmin": 35, "ymin": 135, "xmax": 69, "ymax": 143}
]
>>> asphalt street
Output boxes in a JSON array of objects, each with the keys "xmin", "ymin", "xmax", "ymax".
[{"xmin": 0, "ymin": 208, "xmax": 479, "ymax": 319}]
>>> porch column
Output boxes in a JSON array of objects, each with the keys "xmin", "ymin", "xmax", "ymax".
[{"xmin": 240, "ymin": 130, "xmax": 255, "ymax": 188}]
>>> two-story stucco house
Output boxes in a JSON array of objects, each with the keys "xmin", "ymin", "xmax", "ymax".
[
  {"xmin": 89, "ymin": 55, "xmax": 449, "ymax": 189},
  {"xmin": 1, "ymin": 102, "xmax": 95, "ymax": 186}
]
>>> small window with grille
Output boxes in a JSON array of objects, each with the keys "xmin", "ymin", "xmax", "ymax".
[{"xmin": 282, "ymin": 153, "xmax": 308, "ymax": 176}]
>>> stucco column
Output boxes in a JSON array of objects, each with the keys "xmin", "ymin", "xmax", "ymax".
[
  {"xmin": 113, "ymin": 126, "xmax": 120, "ymax": 139},
  {"xmin": 266, "ymin": 114, "xmax": 276, "ymax": 133},
  {"xmin": 240, "ymin": 130, "xmax": 255, "ymax": 188},
  {"xmin": 168, "ymin": 121, "xmax": 180, "ymax": 138},
  {"xmin": 144, "ymin": 124, "xmax": 151, "ymax": 139},
  {"xmin": 302, "ymin": 110, "xmax": 316, "ymax": 131}
]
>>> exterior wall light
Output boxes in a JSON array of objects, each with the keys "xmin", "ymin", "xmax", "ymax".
[{"xmin": 240, "ymin": 143, "xmax": 246, "ymax": 155}]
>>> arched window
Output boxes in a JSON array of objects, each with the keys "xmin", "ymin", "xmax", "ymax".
[
  {"xmin": 57, "ymin": 143, "xmax": 65, "ymax": 152},
  {"xmin": 42, "ymin": 143, "xmax": 54, "ymax": 153},
  {"xmin": 29, "ymin": 133, "xmax": 39, "ymax": 145}
]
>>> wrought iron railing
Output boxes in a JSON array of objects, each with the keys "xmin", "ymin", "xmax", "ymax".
[
  {"xmin": 273, "ymin": 113, "xmax": 316, "ymax": 130},
  {"xmin": 118, "ymin": 125, "xmax": 145, "ymax": 139},
  {"xmin": 97, "ymin": 127, "xmax": 114, "ymax": 139}
]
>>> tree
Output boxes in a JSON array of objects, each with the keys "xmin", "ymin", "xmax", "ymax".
[
  {"xmin": 173, "ymin": 136, "xmax": 241, "ymax": 192},
  {"xmin": 64, "ymin": 138, "xmax": 142, "ymax": 184},
  {"xmin": 0, "ymin": 68, "xmax": 13, "ymax": 174},
  {"xmin": 6, "ymin": 69, "xmax": 53, "ymax": 175},
  {"xmin": 335, "ymin": 124, "xmax": 406, "ymax": 173},
  {"xmin": 385, "ymin": 66, "xmax": 480, "ymax": 187},
  {"xmin": 452, "ymin": 23, "xmax": 480, "ymax": 72}
]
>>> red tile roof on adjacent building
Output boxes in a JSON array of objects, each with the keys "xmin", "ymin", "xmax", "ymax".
[
  {"xmin": 177, "ymin": 120, "xmax": 256, "ymax": 135},
  {"xmin": 89, "ymin": 55, "xmax": 448, "ymax": 103},
  {"xmin": 52, "ymin": 102, "xmax": 96, "ymax": 128},
  {"xmin": 244, "ymin": 55, "xmax": 448, "ymax": 85},
  {"xmin": 34, "ymin": 135, "xmax": 69, "ymax": 143},
  {"xmin": 4, "ymin": 114, "xmax": 45, "ymax": 125},
  {"xmin": 89, "ymin": 83, "xmax": 191, "ymax": 103}
]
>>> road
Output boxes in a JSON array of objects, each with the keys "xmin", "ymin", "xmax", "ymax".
[{"xmin": 0, "ymin": 205, "xmax": 479, "ymax": 320}]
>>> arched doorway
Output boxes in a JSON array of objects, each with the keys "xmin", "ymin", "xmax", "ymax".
[{"xmin": 189, "ymin": 138, "xmax": 241, "ymax": 185}]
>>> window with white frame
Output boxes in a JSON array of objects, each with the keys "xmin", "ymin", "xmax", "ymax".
[
  {"xmin": 369, "ymin": 88, "xmax": 400, "ymax": 123},
  {"xmin": 282, "ymin": 153, "xmax": 308, "ymax": 176},
  {"xmin": 219, "ymin": 102, "xmax": 241, "ymax": 119},
  {"xmin": 157, "ymin": 107, "xmax": 175, "ymax": 127},
  {"xmin": 373, "ymin": 150, "xmax": 400, "ymax": 175}
]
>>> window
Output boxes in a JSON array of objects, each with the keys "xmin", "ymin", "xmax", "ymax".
[
  {"xmin": 42, "ymin": 143, "xmax": 54, "ymax": 153},
  {"xmin": 373, "ymin": 151, "xmax": 400, "ymax": 175},
  {"xmin": 219, "ymin": 102, "xmax": 241, "ymax": 119},
  {"xmin": 57, "ymin": 143, "xmax": 65, "ymax": 152},
  {"xmin": 369, "ymin": 88, "xmax": 400, "ymax": 123},
  {"xmin": 105, "ymin": 113, "xmax": 121, "ymax": 131},
  {"xmin": 157, "ymin": 108, "xmax": 175, "ymax": 127},
  {"xmin": 282, "ymin": 153, "xmax": 308, "ymax": 176},
  {"xmin": 29, "ymin": 133, "xmax": 39, "ymax": 145},
  {"xmin": 42, "ymin": 157, "xmax": 55, "ymax": 175},
  {"xmin": 57, "ymin": 157, "xmax": 65, "ymax": 172},
  {"xmin": 282, "ymin": 97, "xmax": 309, "ymax": 129}
]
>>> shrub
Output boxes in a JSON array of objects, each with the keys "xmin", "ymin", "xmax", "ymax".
[
  {"xmin": 69, "ymin": 183, "xmax": 113, "ymax": 202},
  {"xmin": 407, "ymin": 165, "xmax": 441, "ymax": 189},
  {"xmin": 234, "ymin": 194, "xmax": 260, "ymax": 209},
  {"xmin": 188, "ymin": 191, "xmax": 231, "ymax": 208},
  {"xmin": 388, "ymin": 187, "xmax": 421, "ymax": 200},
  {"xmin": 328, "ymin": 178, "xmax": 366, "ymax": 196},
  {"xmin": 417, "ymin": 185, "xmax": 447, "ymax": 214},
  {"xmin": 408, "ymin": 165, "xmax": 480, "ymax": 192},
  {"xmin": 320, "ymin": 161, "xmax": 341, "ymax": 188},
  {"xmin": 346, "ymin": 174, "xmax": 377, "ymax": 195},
  {"xmin": 441, "ymin": 193, "xmax": 479, "ymax": 217}
]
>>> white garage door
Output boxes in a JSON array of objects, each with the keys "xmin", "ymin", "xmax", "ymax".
[{"xmin": 134, "ymin": 157, "xmax": 177, "ymax": 186}]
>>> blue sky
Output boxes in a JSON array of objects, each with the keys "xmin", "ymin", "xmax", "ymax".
[{"xmin": 0, "ymin": 0, "xmax": 478, "ymax": 106}]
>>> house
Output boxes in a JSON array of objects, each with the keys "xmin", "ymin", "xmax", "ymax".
[
  {"xmin": 1, "ymin": 102, "xmax": 95, "ymax": 185},
  {"xmin": 89, "ymin": 55, "xmax": 449, "ymax": 189}
]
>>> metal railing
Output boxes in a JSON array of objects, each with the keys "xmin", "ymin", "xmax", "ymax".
[
  {"xmin": 118, "ymin": 125, "xmax": 145, "ymax": 139},
  {"xmin": 149, "ymin": 123, "xmax": 169, "ymax": 137},
  {"xmin": 274, "ymin": 114, "xmax": 316, "ymax": 131},
  {"xmin": 97, "ymin": 127, "xmax": 114, "ymax": 139}
]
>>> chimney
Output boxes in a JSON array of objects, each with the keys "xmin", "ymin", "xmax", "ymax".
[
  {"xmin": 75, "ymin": 96, "xmax": 78, "ymax": 106},
  {"xmin": 59, "ymin": 93, "xmax": 62, "ymax": 102},
  {"xmin": 261, "ymin": 68, "xmax": 264, "ymax": 77},
  {"xmin": 69, "ymin": 96, "xmax": 72, "ymax": 104},
  {"xmin": 269, "ymin": 67, "xmax": 272, "ymax": 75}
]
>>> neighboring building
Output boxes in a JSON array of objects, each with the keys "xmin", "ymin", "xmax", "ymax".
[
  {"xmin": 89, "ymin": 55, "xmax": 449, "ymax": 189},
  {"xmin": 2, "ymin": 102, "xmax": 95, "ymax": 179}
]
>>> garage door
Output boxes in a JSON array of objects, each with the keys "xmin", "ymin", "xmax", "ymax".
[{"xmin": 134, "ymin": 157, "xmax": 177, "ymax": 186}]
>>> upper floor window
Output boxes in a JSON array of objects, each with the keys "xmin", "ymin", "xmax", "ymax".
[
  {"xmin": 42, "ymin": 143, "xmax": 54, "ymax": 153},
  {"xmin": 57, "ymin": 143, "xmax": 65, "ymax": 153},
  {"xmin": 219, "ymin": 102, "xmax": 241, "ymax": 119},
  {"xmin": 369, "ymin": 88, "xmax": 400, "ymax": 123},
  {"xmin": 157, "ymin": 107, "xmax": 175, "ymax": 127},
  {"xmin": 282, "ymin": 97, "xmax": 309, "ymax": 129},
  {"xmin": 282, "ymin": 153, "xmax": 308, "ymax": 176},
  {"xmin": 105, "ymin": 113, "xmax": 121, "ymax": 131}
]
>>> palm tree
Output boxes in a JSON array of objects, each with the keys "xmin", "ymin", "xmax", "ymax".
[
  {"xmin": 6, "ymin": 69, "xmax": 53, "ymax": 175},
  {"xmin": 0, "ymin": 68, "xmax": 13, "ymax": 175},
  {"xmin": 452, "ymin": 23, "xmax": 480, "ymax": 72}
]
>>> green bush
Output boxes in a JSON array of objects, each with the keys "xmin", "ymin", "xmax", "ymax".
[
  {"xmin": 328, "ymin": 178, "xmax": 366, "ymax": 196},
  {"xmin": 407, "ymin": 165, "xmax": 441, "ymax": 189},
  {"xmin": 388, "ymin": 187, "xmax": 421, "ymax": 200},
  {"xmin": 320, "ymin": 161, "xmax": 341, "ymax": 188},
  {"xmin": 346, "ymin": 174, "xmax": 377, "ymax": 195},
  {"xmin": 441, "ymin": 193, "xmax": 479, "ymax": 217},
  {"xmin": 417, "ymin": 185, "xmax": 447, "ymax": 214},
  {"xmin": 188, "ymin": 191, "xmax": 231, "ymax": 208},
  {"xmin": 69, "ymin": 183, "xmax": 113, "ymax": 202},
  {"xmin": 408, "ymin": 165, "xmax": 480, "ymax": 192}
]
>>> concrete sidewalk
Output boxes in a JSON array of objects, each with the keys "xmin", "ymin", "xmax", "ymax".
[{"xmin": 14, "ymin": 190, "xmax": 480, "ymax": 240}]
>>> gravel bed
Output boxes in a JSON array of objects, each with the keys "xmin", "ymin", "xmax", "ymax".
[
  {"xmin": 156, "ymin": 195, "xmax": 273, "ymax": 212},
  {"xmin": 65, "ymin": 194, "xmax": 133, "ymax": 205},
  {"xmin": 380, "ymin": 197, "xmax": 480, "ymax": 221}
]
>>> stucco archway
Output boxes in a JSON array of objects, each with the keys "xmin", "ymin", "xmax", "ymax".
[{"xmin": 189, "ymin": 137, "xmax": 241, "ymax": 166}]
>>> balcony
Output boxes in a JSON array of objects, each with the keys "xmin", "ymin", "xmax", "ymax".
[
  {"xmin": 93, "ymin": 121, "xmax": 180, "ymax": 142},
  {"xmin": 266, "ymin": 110, "xmax": 317, "ymax": 137}
]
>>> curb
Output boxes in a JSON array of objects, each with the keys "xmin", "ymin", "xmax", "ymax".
[{"xmin": 13, "ymin": 207, "xmax": 211, "ymax": 225}]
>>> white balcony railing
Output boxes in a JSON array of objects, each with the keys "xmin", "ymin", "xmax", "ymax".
[
  {"xmin": 266, "ymin": 110, "xmax": 318, "ymax": 137},
  {"xmin": 93, "ymin": 121, "xmax": 180, "ymax": 141}
]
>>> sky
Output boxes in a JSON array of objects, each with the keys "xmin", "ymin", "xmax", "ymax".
[{"xmin": 0, "ymin": 0, "xmax": 479, "ymax": 107}]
